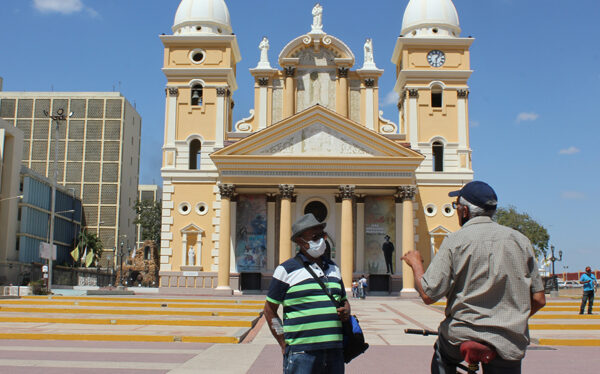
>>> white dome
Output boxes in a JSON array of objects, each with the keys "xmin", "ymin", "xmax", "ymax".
[
  {"xmin": 172, "ymin": 0, "xmax": 232, "ymax": 36},
  {"xmin": 401, "ymin": 0, "xmax": 461, "ymax": 38}
]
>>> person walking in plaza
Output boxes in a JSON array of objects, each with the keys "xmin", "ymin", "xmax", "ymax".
[
  {"xmin": 264, "ymin": 213, "xmax": 350, "ymax": 374},
  {"xmin": 382, "ymin": 234, "xmax": 395, "ymax": 274},
  {"xmin": 579, "ymin": 266, "xmax": 597, "ymax": 315},
  {"xmin": 402, "ymin": 181, "xmax": 546, "ymax": 374},
  {"xmin": 358, "ymin": 274, "xmax": 367, "ymax": 299}
]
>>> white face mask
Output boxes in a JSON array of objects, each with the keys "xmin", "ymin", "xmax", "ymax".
[{"xmin": 305, "ymin": 238, "xmax": 327, "ymax": 258}]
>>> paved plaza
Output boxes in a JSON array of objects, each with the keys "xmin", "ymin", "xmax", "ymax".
[{"xmin": 0, "ymin": 293, "xmax": 599, "ymax": 373}]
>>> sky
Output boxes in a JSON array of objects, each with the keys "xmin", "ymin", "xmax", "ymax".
[{"xmin": 1, "ymin": 0, "xmax": 599, "ymax": 273}]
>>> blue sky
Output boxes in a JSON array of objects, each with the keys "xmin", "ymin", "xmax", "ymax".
[{"xmin": 1, "ymin": 0, "xmax": 599, "ymax": 273}]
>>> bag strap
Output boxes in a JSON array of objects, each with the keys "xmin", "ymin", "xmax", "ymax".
[{"xmin": 294, "ymin": 256, "xmax": 341, "ymax": 308}]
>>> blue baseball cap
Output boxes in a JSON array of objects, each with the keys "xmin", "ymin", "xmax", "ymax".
[{"xmin": 449, "ymin": 181, "xmax": 498, "ymax": 210}]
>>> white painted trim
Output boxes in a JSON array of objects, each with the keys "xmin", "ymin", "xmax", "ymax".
[
  {"xmin": 259, "ymin": 86, "xmax": 268, "ymax": 130},
  {"xmin": 267, "ymin": 199, "xmax": 276, "ymax": 271},
  {"xmin": 457, "ymin": 95, "xmax": 467, "ymax": 149},
  {"xmin": 356, "ymin": 201, "xmax": 365, "ymax": 272},
  {"xmin": 395, "ymin": 201, "xmax": 403, "ymax": 276},
  {"xmin": 408, "ymin": 95, "xmax": 419, "ymax": 147},
  {"xmin": 365, "ymin": 88, "xmax": 374, "ymax": 130},
  {"xmin": 216, "ymin": 91, "xmax": 225, "ymax": 148}
]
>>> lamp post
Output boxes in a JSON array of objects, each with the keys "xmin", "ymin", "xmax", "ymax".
[
  {"xmin": 548, "ymin": 245, "xmax": 563, "ymax": 293},
  {"xmin": 43, "ymin": 108, "xmax": 73, "ymax": 293}
]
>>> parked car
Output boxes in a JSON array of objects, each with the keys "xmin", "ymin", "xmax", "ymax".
[{"xmin": 559, "ymin": 280, "xmax": 582, "ymax": 288}]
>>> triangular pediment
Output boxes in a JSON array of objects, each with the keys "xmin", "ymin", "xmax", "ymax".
[
  {"xmin": 215, "ymin": 105, "xmax": 421, "ymax": 158},
  {"xmin": 180, "ymin": 223, "xmax": 203, "ymax": 235},
  {"xmin": 429, "ymin": 225, "xmax": 451, "ymax": 236},
  {"xmin": 211, "ymin": 105, "xmax": 424, "ymax": 186}
]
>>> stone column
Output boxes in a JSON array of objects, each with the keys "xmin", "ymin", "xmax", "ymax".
[
  {"xmin": 394, "ymin": 195, "xmax": 404, "ymax": 276},
  {"xmin": 457, "ymin": 89, "xmax": 470, "ymax": 169},
  {"xmin": 258, "ymin": 78, "xmax": 269, "ymax": 130},
  {"xmin": 407, "ymin": 89, "xmax": 419, "ymax": 147},
  {"xmin": 339, "ymin": 185, "xmax": 355, "ymax": 290},
  {"xmin": 364, "ymin": 79, "xmax": 375, "ymax": 130},
  {"xmin": 279, "ymin": 184, "xmax": 295, "ymax": 262},
  {"xmin": 355, "ymin": 195, "xmax": 365, "ymax": 273},
  {"xmin": 398, "ymin": 186, "xmax": 417, "ymax": 293},
  {"xmin": 283, "ymin": 66, "xmax": 296, "ymax": 119},
  {"xmin": 267, "ymin": 194, "xmax": 276, "ymax": 270},
  {"xmin": 216, "ymin": 87, "xmax": 227, "ymax": 148},
  {"xmin": 217, "ymin": 183, "xmax": 235, "ymax": 290},
  {"xmin": 181, "ymin": 233, "xmax": 188, "ymax": 267},
  {"xmin": 338, "ymin": 67, "xmax": 349, "ymax": 117}
]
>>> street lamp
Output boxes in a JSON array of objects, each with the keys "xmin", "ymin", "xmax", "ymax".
[
  {"xmin": 548, "ymin": 245, "xmax": 563, "ymax": 292},
  {"xmin": 43, "ymin": 108, "xmax": 74, "ymax": 293},
  {"xmin": 0, "ymin": 195, "xmax": 23, "ymax": 203}
]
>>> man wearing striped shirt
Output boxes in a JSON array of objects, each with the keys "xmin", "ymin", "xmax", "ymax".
[{"xmin": 264, "ymin": 213, "xmax": 350, "ymax": 374}]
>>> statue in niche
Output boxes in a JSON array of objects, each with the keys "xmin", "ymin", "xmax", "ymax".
[
  {"xmin": 187, "ymin": 246, "xmax": 195, "ymax": 266},
  {"xmin": 312, "ymin": 4, "xmax": 323, "ymax": 32},
  {"xmin": 364, "ymin": 38, "xmax": 374, "ymax": 66}
]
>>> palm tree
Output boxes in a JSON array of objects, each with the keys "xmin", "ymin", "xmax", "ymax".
[{"xmin": 71, "ymin": 230, "xmax": 104, "ymax": 268}]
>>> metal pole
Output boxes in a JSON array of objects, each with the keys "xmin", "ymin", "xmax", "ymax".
[{"xmin": 47, "ymin": 117, "xmax": 58, "ymax": 294}]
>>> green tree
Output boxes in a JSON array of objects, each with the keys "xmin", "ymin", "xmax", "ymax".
[
  {"xmin": 72, "ymin": 229, "xmax": 104, "ymax": 267},
  {"xmin": 134, "ymin": 200, "xmax": 162, "ymax": 244},
  {"xmin": 493, "ymin": 206, "xmax": 550, "ymax": 259}
]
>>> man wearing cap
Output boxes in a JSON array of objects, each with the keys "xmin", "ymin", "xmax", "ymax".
[
  {"xmin": 402, "ymin": 181, "xmax": 546, "ymax": 373},
  {"xmin": 579, "ymin": 266, "xmax": 597, "ymax": 315},
  {"xmin": 264, "ymin": 213, "xmax": 350, "ymax": 374}
]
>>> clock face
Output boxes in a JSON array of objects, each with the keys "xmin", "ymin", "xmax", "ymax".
[{"xmin": 427, "ymin": 50, "xmax": 446, "ymax": 67}]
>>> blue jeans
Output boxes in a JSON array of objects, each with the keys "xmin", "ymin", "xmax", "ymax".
[
  {"xmin": 580, "ymin": 290, "xmax": 594, "ymax": 313},
  {"xmin": 431, "ymin": 339, "xmax": 521, "ymax": 374},
  {"xmin": 283, "ymin": 348, "xmax": 344, "ymax": 374}
]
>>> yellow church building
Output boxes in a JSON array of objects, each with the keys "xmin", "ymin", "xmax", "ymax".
[{"xmin": 159, "ymin": 0, "xmax": 474, "ymax": 295}]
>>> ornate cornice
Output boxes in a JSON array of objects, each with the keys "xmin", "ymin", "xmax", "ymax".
[
  {"xmin": 218, "ymin": 183, "xmax": 235, "ymax": 199},
  {"xmin": 279, "ymin": 184, "xmax": 295, "ymax": 199},
  {"xmin": 396, "ymin": 186, "xmax": 417, "ymax": 202},
  {"xmin": 338, "ymin": 185, "xmax": 355, "ymax": 200},
  {"xmin": 258, "ymin": 77, "xmax": 269, "ymax": 87},
  {"xmin": 457, "ymin": 89, "xmax": 470, "ymax": 98},
  {"xmin": 166, "ymin": 87, "xmax": 179, "ymax": 97},
  {"xmin": 338, "ymin": 67, "xmax": 349, "ymax": 78},
  {"xmin": 284, "ymin": 66, "xmax": 296, "ymax": 77},
  {"xmin": 408, "ymin": 89, "xmax": 419, "ymax": 98},
  {"xmin": 364, "ymin": 78, "xmax": 375, "ymax": 88},
  {"xmin": 216, "ymin": 87, "xmax": 228, "ymax": 97}
]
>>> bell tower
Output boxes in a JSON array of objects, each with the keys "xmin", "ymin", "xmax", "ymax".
[
  {"xmin": 391, "ymin": 0, "xmax": 474, "ymax": 262},
  {"xmin": 159, "ymin": 0, "xmax": 241, "ymax": 275}
]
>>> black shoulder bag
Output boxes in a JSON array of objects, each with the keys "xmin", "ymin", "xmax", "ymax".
[{"xmin": 295, "ymin": 256, "xmax": 369, "ymax": 364}]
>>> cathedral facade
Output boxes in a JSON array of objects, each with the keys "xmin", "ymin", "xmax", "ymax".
[{"xmin": 159, "ymin": 0, "xmax": 474, "ymax": 294}]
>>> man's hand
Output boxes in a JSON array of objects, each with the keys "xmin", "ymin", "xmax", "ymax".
[
  {"xmin": 336, "ymin": 300, "xmax": 351, "ymax": 322},
  {"xmin": 402, "ymin": 250, "xmax": 424, "ymax": 271}
]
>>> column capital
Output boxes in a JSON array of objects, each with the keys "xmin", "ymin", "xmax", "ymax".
[
  {"xmin": 338, "ymin": 185, "xmax": 355, "ymax": 200},
  {"xmin": 218, "ymin": 183, "xmax": 235, "ymax": 199},
  {"xmin": 408, "ymin": 89, "xmax": 419, "ymax": 98},
  {"xmin": 355, "ymin": 194, "xmax": 366, "ymax": 204},
  {"xmin": 216, "ymin": 87, "xmax": 228, "ymax": 97},
  {"xmin": 166, "ymin": 87, "xmax": 179, "ymax": 97},
  {"xmin": 397, "ymin": 186, "xmax": 417, "ymax": 202},
  {"xmin": 338, "ymin": 67, "xmax": 349, "ymax": 78},
  {"xmin": 279, "ymin": 184, "xmax": 295, "ymax": 199},
  {"xmin": 364, "ymin": 78, "xmax": 375, "ymax": 88},
  {"xmin": 258, "ymin": 77, "xmax": 269, "ymax": 86},
  {"xmin": 284, "ymin": 66, "xmax": 296, "ymax": 77},
  {"xmin": 457, "ymin": 89, "xmax": 470, "ymax": 98},
  {"xmin": 266, "ymin": 193, "xmax": 277, "ymax": 203}
]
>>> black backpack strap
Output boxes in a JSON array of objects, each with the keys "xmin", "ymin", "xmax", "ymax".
[{"xmin": 294, "ymin": 255, "xmax": 341, "ymax": 308}]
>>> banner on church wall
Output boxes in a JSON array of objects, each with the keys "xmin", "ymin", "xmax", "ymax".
[
  {"xmin": 235, "ymin": 195, "xmax": 267, "ymax": 272},
  {"xmin": 364, "ymin": 196, "xmax": 395, "ymax": 274}
]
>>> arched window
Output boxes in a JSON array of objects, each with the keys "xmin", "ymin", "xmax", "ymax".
[
  {"xmin": 191, "ymin": 84, "xmax": 203, "ymax": 106},
  {"xmin": 431, "ymin": 85, "xmax": 443, "ymax": 108},
  {"xmin": 189, "ymin": 139, "xmax": 201, "ymax": 170},
  {"xmin": 432, "ymin": 141, "xmax": 444, "ymax": 172}
]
